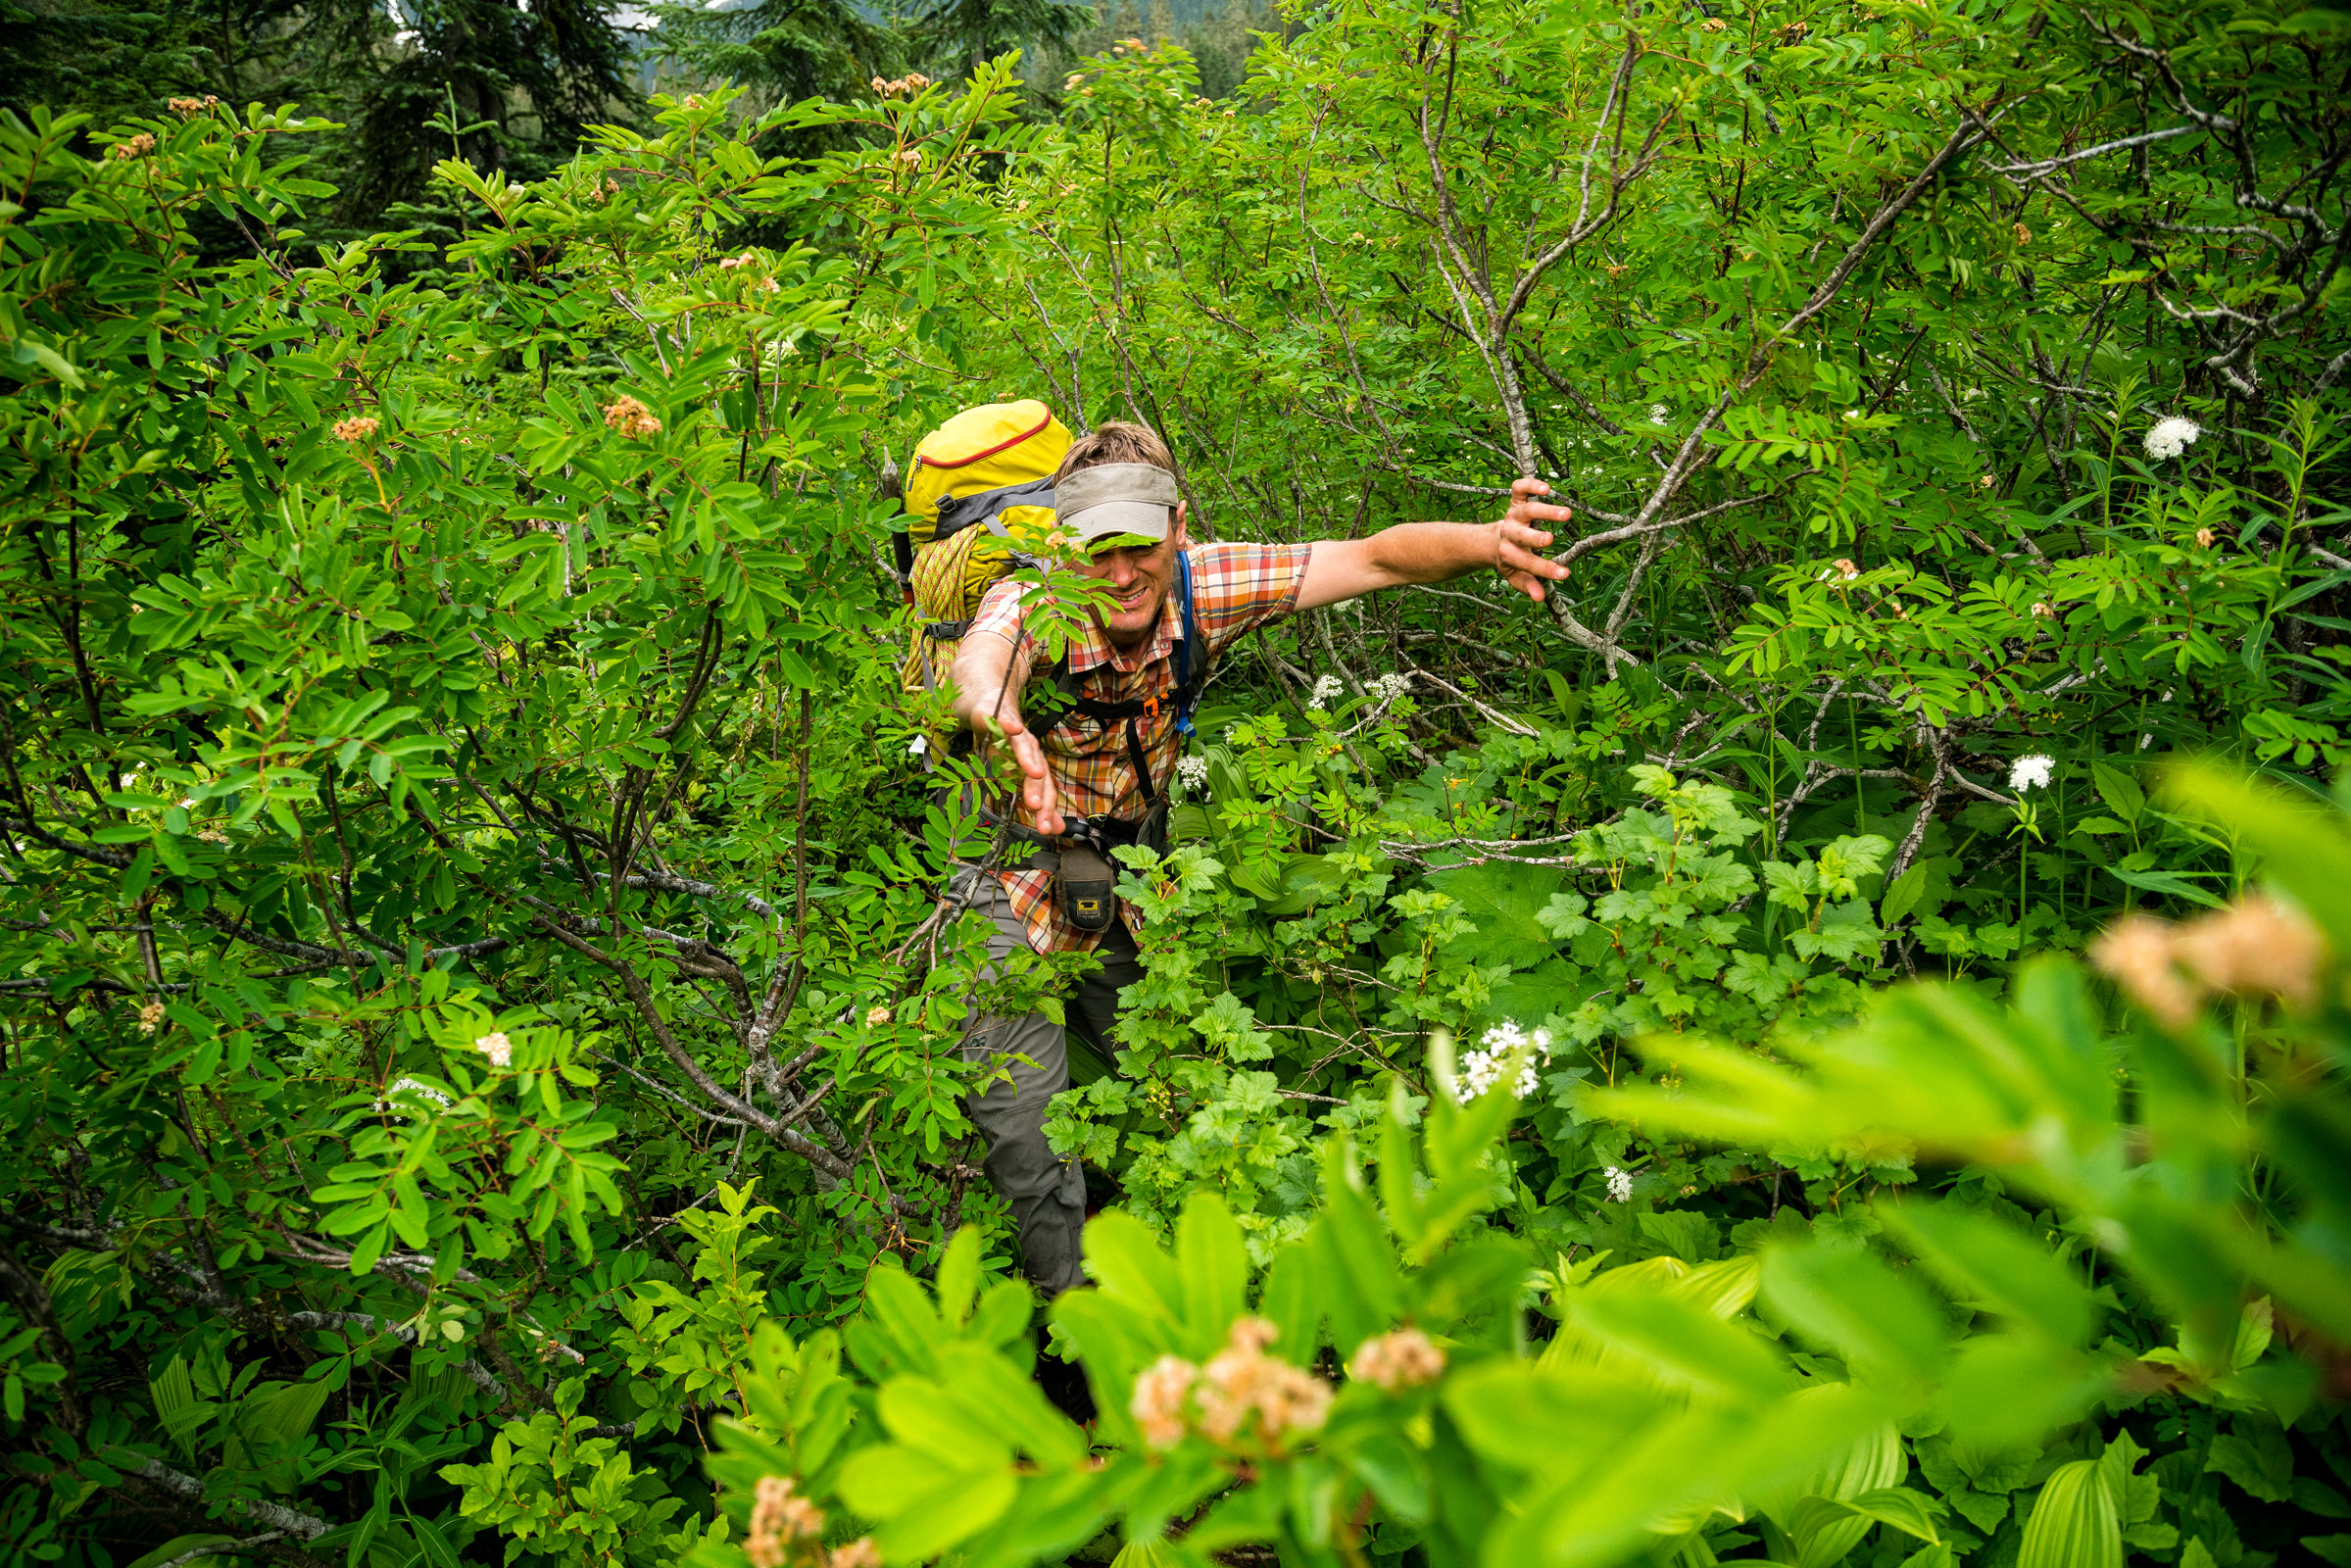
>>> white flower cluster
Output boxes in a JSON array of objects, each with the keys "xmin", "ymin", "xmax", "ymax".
[
  {"xmin": 1306, "ymin": 674, "xmax": 1346, "ymax": 710},
  {"xmin": 1177, "ymin": 755, "xmax": 1210, "ymax": 793},
  {"xmin": 1604, "ymin": 1165, "xmax": 1635, "ymax": 1203},
  {"xmin": 1368, "ymin": 671, "xmax": 1411, "ymax": 704},
  {"xmin": 475, "ymin": 1031, "xmax": 514, "ymax": 1068},
  {"xmin": 2144, "ymin": 416, "xmax": 2201, "ymax": 462},
  {"xmin": 386, "ymin": 1077, "xmax": 451, "ymax": 1111},
  {"xmin": 1455, "ymin": 1019, "xmax": 1554, "ymax": 1101},
  {"xmin": 2008, "ymin": 754, "xmax": 2056, "ymax": 792}
]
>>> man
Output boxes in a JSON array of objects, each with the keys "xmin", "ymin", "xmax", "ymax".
[{"xmin": 946, "ymin": 420, "xmax": 1571, "ymax": 1298}]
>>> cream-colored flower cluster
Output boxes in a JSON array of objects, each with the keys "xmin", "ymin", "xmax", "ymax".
[
  {"xmin": 714, "ymin": 251, "xmax": 783, "ymax": 293},
  {"xmin": 740, "ymin": 1474, "xmax": 874, "ymax": 1568},
  {"xmin": 332, "ymin": 416, "xmax": 379, "ymax": 442},
  {"xmin": 870, "ymin": 74, "xmax": 931, "ymax": 97},
  {"xmin": 1347, "ymin": 1328, "xmax": 1445, "ymax": 1393},
  {"xmin": 112, "ymin": 133, "xmax": 157, "ymax": 160},
  {"xmin": 603, "ymin": 396, "xmax": 661, "ymax": 439},
  {"xmin": 2092, "ymin": 895, "xmax": 2327, "ymax": 1028},
  {"xmin": 1129, "ymin": 1317, "xmax": 1332, "ymax": 1451},
  {"xmin": 743, "ymin": 1476, "xmax": 820, "ymax": 1568}
]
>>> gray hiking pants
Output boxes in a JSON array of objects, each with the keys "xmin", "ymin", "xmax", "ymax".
[{"xmin": 951, "ymin": 868, "xmax": 1141, "ymax": 1299}]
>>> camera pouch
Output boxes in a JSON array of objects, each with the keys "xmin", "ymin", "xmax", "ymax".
[{"xmin": 1054, "ymin": 842, "xmax": 1118, "ymax": 933}]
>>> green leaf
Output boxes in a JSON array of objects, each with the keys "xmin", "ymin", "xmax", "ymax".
[
  {"xmin": 861, "ymin": 1263, "xmax": 946, "ymax": 1376},
  {"xmin": 877, "ymin": 1373, "xmax": 1013, "ymax": 1467},
  {"xmin": 1880, "ymin": 862, "xmax": 1931, "ymax": 926},
  {"xmin": 1174, "ymin": 1192, "xmax": 1248, "ymax": 1356},
  {"xmin": 2018, "ymin": 1459, "xmax": 2121, "ymax": 1568},
  {"xmin": 1081, "ymin": 1210, "xmax": 1186, "ymax": 1346},
  {"xmin": 2204, "ymin": 1419, "xmax": 2294, "ymax": 1502},
  {"xmin": 933, "ymin": 1344, "xmax": 1087, "ymax": 1470},
  {"xmin": 2103, "ymin": 865, "xmax": 2227, "ymax": 908},
  {"xmin": 1566, "ymin": 1288, "xmax": 1790, "ymax": 1404},
  {"xmin": 1314, "ymin": 1145, "xmax": 1401, "ymax": 1347},
  {"xmin": 1256, "ymin": 1240, "xmax": 1320, "ymax": 1363},
  {"xmin": 238, "ymin": 1377, "xmax": 330, "ymax": 1444},
  {"xmin": 2230, "ymin": 1296, "xmax": 2274, "ymax": 1373},
  {"xmin": 1788, "ymin": 1486, "xmax": 1941, "ymax": 1568},
  {"xmin": 1427, "ymin": 860, "xmax": 1570, "ymax": 970},
  {"xmin": 1836, "ymin": 1487, "xmax": 1942, "ymax": 1542},
  {"xmin": 2089, "ymin": 761, "xmax": 2144, "ymax": 826},
  {"xmin": 1760, "ymin": 1241, "xmax": 1948, "ymax": 1386},
  {"xmin": 122, "ymin": 1537, "xmax": 239, "ymax": 1568},
  {"xmin": 150, "ymin": 1356, "xmax": 207, "ymax": 1463},
  {"xmin": 875, "ymin": 1463, "xmax": 1018, "ymax": 1561},
  {"xmin": 935, "ymin": 1225, "xmax": 983, "ymax": 1328},
  {"xmin": 1883, "ymin": 1200, "xmax": 2093, "ymax": 1348},
  {"xmin": 1348, "ymin": 1431, "xmax": 1432, "ymax": 1522}
]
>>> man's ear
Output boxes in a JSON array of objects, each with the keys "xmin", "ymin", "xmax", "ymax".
[{"xmin": 1172, "ymin": 500, "xmax": 1190, "ymax": 553}]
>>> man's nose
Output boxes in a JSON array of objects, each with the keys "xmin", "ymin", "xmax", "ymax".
[{"xmin": 1103, "ymin": 553, "xmax": 1138, "ymax": 589}]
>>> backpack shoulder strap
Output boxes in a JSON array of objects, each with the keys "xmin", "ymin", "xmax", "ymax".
[{"xmin": 1171, "ymin": 548, "xmax": 1206, "ymax": 737}]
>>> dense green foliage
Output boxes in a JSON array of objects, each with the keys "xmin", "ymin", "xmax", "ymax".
[{"xmin": 1, "ymin": 1, "xmax": 2348, "ymax": 1566}]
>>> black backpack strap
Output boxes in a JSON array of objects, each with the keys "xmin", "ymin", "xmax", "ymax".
[
  {"xmin": 889, "ymin": 529, "xmax": 914, "ymax": 602},
  {"xmin": 1171, "ymin": 548, "xmax": 1205, "ymax": 737},
  {"xmin": 934, "ymin": 476, "xmax": 1058, "ymax": 544},
  {"xmin": 1123, "ymin": 717, "xmax": 1157, "ymax": 808}
]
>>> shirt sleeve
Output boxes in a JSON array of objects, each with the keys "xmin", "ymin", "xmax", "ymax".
[
  {"xmin": 1186, "ymin": 542, "xmax": 1312, "ymax": 657},
  {"xmin": 966, "ymin": 576, "xmax": 1038, "ymax": 660}
]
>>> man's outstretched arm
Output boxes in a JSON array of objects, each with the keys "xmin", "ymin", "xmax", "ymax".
[
  {"xmin": 947, "ymin": 625, "xmax": 1066, "ymax": 837},
  {"xmin": 1295, "ymin": 475, "xmax": 1573, "ymax": 612}
]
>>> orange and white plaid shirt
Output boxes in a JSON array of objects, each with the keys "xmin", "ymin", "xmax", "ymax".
[{"xmin": 963, "ymin": 541, "xmax": 1313, "ymax": 954}]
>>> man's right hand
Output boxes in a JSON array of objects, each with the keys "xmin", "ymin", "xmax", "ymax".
[{"xmin": 981, "ymin": 712, "xmax": 1065, "ymax": 838}]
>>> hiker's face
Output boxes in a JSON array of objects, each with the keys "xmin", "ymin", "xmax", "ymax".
[{"xmin": 1075, "ymin": 503, "xmax": 1187, "ymax": 650}]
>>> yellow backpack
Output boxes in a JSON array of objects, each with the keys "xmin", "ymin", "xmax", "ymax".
[{"xmin": 892, "ymin": 400, "xmax": 1072, "ymax": 694}]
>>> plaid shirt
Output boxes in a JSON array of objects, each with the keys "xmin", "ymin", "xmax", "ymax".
[{"xmin": 964, "ymin": 542, "xmax": 1312, "ymax": 955}]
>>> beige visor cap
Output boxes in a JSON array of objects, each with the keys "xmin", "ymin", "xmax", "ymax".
[{"xmin": 1053, "ymin": 463, "xmax": 1181, "ymax": 546}]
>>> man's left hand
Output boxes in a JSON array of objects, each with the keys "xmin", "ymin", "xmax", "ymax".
[{"xmin": 1495, "ymin": 475, "xmax": 1574, "ymax": 603}]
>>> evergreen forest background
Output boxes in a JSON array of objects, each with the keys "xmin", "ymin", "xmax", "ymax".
[{"xmin": 3, "ymin": 2, "xmax": 2350, "ymax": 1568}]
